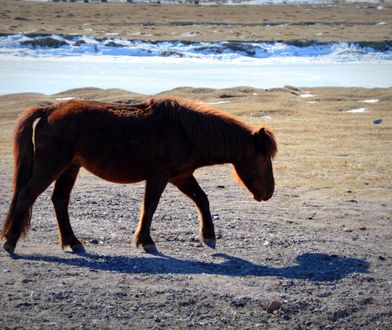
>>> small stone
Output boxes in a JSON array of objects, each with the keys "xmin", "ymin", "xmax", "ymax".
[
  {"xmin": 263, "ymin": 241, "xmax": 271, "ymax": 246},
  {"xmin": 90, "ymin": 239, "xmax": 99, "ymax": 244},
  {"xmin": 343, "ymin": 228, "xmax": 353, "ymax": 233},
  {"xmin": 114, "ymin": 291, "xmax": 128, "ymax": 297},
  {"xmin": 378, "ymin": 256, "xmax": 386, "ymax": 261},
  {"xmin": 263, "ymin": 300, "xmax": 282, "ymax": 313},
  {"xmin": 231, "ymin": 296, "xmax": 249, "ymax": 307},
  {"xmin": 359, "ymin": 226, "xmax": 367, "ymax": 231}
]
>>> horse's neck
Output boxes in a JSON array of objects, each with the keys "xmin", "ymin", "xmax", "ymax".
[{"xmin": 197, "ymin": 135, "xmax": 254, "ymax": 166}]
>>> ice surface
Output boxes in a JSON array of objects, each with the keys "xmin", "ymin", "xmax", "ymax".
[{"xmin": 1, "ymin": 55, "xmax": 391, "ymax": 95}]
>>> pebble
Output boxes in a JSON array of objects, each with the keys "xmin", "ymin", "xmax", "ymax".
[
  {"xmin": 231, "ymin": 296, "xmax": 249, "ymax": 307},
  {"xmin": 114, "ymin": 291, "xmax": 128, "ymax": 297},
  {"xmin": 212, "ymin": 214, "xmax": 220, "ymax": 221},
  {"xmin": 263, "ymin": 300, "xmax": 282, "ymax": 313}
]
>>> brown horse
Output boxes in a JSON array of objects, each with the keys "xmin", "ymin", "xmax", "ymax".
[{"xmin": 1, "ymin": 97, "xmax": 277, "ymax": 255}]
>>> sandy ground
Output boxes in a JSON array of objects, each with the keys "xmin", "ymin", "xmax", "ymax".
[
  {"xmin": 0, "ymin": 0, "xmax": 391, "ymax": 44},
  {"xmin": 1, "ymin": 0, "xmax": 392, "ymax": 328},
  {"xmin": 0, "ymin": 87, "xmax": 391, "ymax": 329}
]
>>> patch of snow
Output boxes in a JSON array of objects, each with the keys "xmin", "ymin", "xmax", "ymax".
[
  {"xmin": 206, "ymin": 101, "xmax": 230, "ymax": 105},
  {"xmin": 345, "ymin": 108, "xmax": 368, "ymax": 113},
  {"xmin": 259, "ymin": 114, "xmax": 272, "ymax": 119},
  {"xmin": 300, "ymin": 93, "xmax": 315, "ymax": 98},
  {"xmin": 359, "ymin": 99, "xmax": 379, "ymax": 104},
  {"xmin": 181, "ymin": 32, "xmax": 198, "ymax": 38},
  {"xmin": 56, "ymin": 97, "xmax": 76, "ymax": 101}
]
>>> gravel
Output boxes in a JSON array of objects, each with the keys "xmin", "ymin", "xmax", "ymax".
[{"xmin": 0, "ymin": 166, "xmax": 391, "ymax": 329}]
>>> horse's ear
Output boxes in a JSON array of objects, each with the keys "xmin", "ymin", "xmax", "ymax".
[{"xmin": 253, "ymin": 126, "xmax": 277, "ymax": 159}]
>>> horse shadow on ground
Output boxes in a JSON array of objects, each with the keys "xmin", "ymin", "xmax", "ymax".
[{"xmin": 15, "ymin": 251, "xmax": 369, "ymax": 282}]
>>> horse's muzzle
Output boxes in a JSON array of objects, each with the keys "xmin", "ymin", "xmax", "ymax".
[{"xmin": 253, "ymin": 191, "xmax": 274, "ymax": 202}]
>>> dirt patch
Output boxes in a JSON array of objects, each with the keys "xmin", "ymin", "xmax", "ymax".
[
  {"xmin": 0, "ymin": 0, "xmax": 391, "ymax": 43},
  {"xmin": 0, "ymin": 87, "xmax": 391, "ymax": 328}
]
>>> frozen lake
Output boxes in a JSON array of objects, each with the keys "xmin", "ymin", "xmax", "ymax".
[{"xmin": 1, "ymin": 56, "xmax": 391, "ymax": 95}]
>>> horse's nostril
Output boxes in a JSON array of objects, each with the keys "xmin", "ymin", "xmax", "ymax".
[{"xmin": 262, "ymin": 191, "xmax": 274, "ymax": 201}]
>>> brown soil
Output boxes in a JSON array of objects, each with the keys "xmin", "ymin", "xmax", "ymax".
[
  {"xmin": 0, "ymin": 0, "xmax": 391, "ymax": 43},
  {"xmin": 0, "ymin": 87, "xmax": 391, "ymax": 328}
]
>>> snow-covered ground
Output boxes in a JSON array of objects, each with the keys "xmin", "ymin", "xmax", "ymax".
[{"xmin": 1, "ymin": 35, "xmax": 391, "ymax": 61}]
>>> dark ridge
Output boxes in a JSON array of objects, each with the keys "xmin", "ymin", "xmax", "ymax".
[{"xmin": 20, "ymin": 37, "xmax": 68, "ymax": 48}]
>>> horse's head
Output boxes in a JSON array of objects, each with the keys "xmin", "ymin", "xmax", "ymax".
[{"xmin": 234, "ymin": 126, "xmax": 277, "ymax": 202}]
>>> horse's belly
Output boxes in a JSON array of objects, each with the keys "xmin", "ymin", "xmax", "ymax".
[
  {"xmin": 74, "ymin": 145, "xmax": 176, "ymax": 184},
  {"xmin": 76, "ymin": 157, "xmax": 146, "ymax": 183}
]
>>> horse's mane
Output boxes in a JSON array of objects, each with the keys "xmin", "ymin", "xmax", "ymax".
[{"xmin": 144, "ymin": 97, "xmax": 258, "ymax": 161}]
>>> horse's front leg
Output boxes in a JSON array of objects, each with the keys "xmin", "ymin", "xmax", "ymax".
[
  {"xmin": 171, "ymin": 175, "xmax": 216, "ymax": 249},
  {"xmin": 134, "ymin": 177, "xmax": 167, "ymax": 253}
]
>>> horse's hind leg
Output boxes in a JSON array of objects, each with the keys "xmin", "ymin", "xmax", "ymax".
[
  {"xmin": 51, "ymin": 163, "xmax": 84, "ymax": 253},
  {"xmin": 171, "ymin": 175, "xmax": 216, "ymax": 249},
  {"xmin": 2, "ymin": 165, "xmax": 62, "ymax": 255}
]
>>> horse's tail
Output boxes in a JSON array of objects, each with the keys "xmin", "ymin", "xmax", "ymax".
[{"xmin": 1, "ymin": 106, "xmax": 50, "ymax": 240}]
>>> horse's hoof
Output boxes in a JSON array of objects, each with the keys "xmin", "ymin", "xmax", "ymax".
[
  {"xmin": 71, "ymin": 244, "xmax": 86, "ymax": 254},
  {"xmin": 203, "ymin": 238, "xmax": 216, "ymax": 249},
  {"xmin": 142, "ymin": 244, "xmax": 158, "ymax": 254},
  {"xmin": 3, "ymin": 243, "xmax": 15, "ymax": 256}
]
